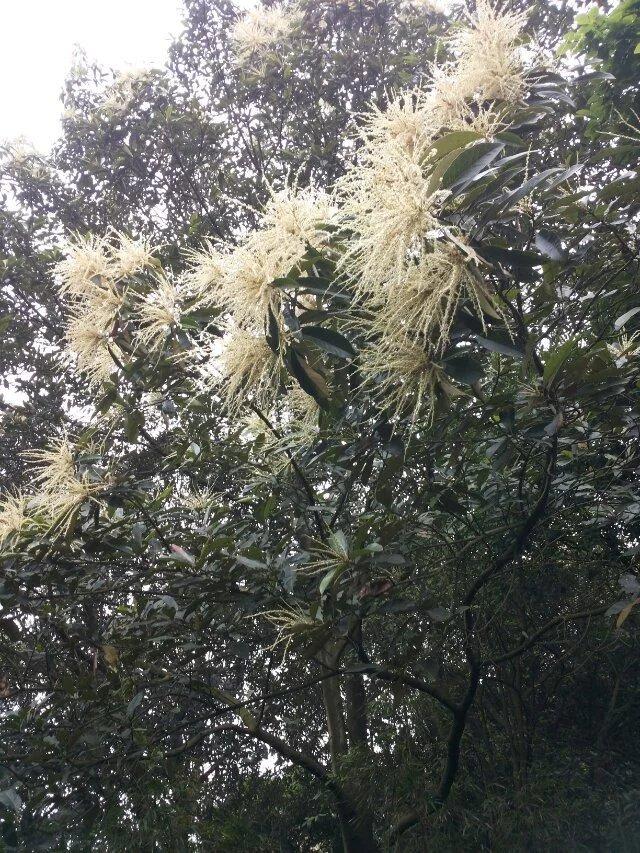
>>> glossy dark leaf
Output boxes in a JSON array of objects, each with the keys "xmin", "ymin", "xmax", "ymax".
[{"xmin": 300, "ymin": 325, "xmax": 356, "ymax": 359}]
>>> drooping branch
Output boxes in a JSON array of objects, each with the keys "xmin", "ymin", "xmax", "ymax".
[{"xmin": 389, "ymin": 438, "xmax": 559, "ymax": 844}]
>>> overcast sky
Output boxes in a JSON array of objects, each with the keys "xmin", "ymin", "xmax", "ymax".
[{"xmin": 0, "ymin": 0, "xmax": 185, "ymax": 151}]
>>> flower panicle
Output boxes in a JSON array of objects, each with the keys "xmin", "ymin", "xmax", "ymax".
[
  {"xmin": 133, "ymin": 274, "xmax": 182, "ymax": 352},
  {"xmin": 217, "ymin": 326, "xmax": 282, "ymax": 417},
  {"xmin": 230, "ymin": 4, "xmax": 299, "ymax": 66},
  {"xmin": 0, "ymin": 491, "xmax": 30, "ymax": 546},
  {"xmin": 449, "ymin": 0, "xmax": 528, "ymax": 104},
  {"xmin": 358, "ymin": 321, "xmax": 441, "ymax": 424},
  {"xmin": 24, "ymin": 435, "xmax": 105, "ymax": 533}
]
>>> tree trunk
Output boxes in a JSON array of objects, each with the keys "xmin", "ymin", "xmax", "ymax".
[{"xmin": 320, "ymin": 647, "xmax": 379, "ymax": 852}]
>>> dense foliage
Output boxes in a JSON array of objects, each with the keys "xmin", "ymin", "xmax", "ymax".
[{"xmin": 1, "ymin": 1, "xmax": 639, "ymax": 850}]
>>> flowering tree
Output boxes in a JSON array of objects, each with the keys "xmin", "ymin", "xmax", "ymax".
[{"xmin": 1, "ymin": 1, "xmax": 640, "ymax": 850}]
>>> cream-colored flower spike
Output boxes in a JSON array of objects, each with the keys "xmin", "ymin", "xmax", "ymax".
[
  {"xmin": 65, "ymin": 301, "xmax": 122, "ymax": 386},
  {"xmin": 182, "ymin": 487, "xmax": 218, "ymax": 512},
  {"xmin": 183, "ymin": 240, "xmax": 229, "ymax": 307},
  {"xmin": 230, "ymin": 4, "xmax": 298, "ymax": 66},
  {"xmin": 452, "ymin": 0, "xmax": 527, "ymax": 103},
  {"xmin": 25, "ymin": 436, "xmax": 104, "ymax": 532},
  {"xmin": 218, "ymin": 327, "xmax": 282, "ymax": 416},
  {"xmin": 359, "ymin": 323, "xmax": 441, "ymax": 424},
  {"xmin": 230, "ymin": 186, "xmax": 334, "ymax": 328},
  {"xmin": 0, "ymin": 492, "xmax": 29, "ymax": 545},
  {"xmin": 56, "ymin": 233, "xmax": 113, "ymax": 299},
  {"xmin": 337, "ymin": 138, "xmax": 442, "ymax": 298},
  {"xmin": 287, "ymin": 385, "xmax": 319, "ymax": 430},
  {"xmin": 260, "ymin": 186, "xmax": 338, "ymax": 251},
  {"xmin": 225, "ymin": 237, "xmax": 288, "ymax": 330},
  {"xmin": 383, "ymin": 244, "xmax": 505, "ymax": 354},
  {"xmin": 361, "ymin": 89, "xmax": 439, "ymax": 156},
  {"xmin": 112, "ymin": 232, "xmax": 156, "ymax": 279},
  {"xmin": 259, "ymin": 602, "xmax": 323, "ymax": 660},
  {"xmin": 134, "ymin": 276, "xmax": 181, "ymax": 352}
]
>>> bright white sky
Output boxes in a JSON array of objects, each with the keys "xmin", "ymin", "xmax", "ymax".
[{"xmin": 0, "ymin": 0, "xmax": 185, "ymax": 152}]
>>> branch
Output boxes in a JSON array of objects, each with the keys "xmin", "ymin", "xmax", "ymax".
[
  {"xmin": 390, "ymin": 439, "xmax": 558, "ymax": 844},
  {"xmin": 463, "ymin": 437, "xmax": 557, "ymax": 610},
  {"xmin": 369, "ymin": 667, "xmax": 457, "ymax": 715},
  {"xmin": 248, "ymin": 402, "xmax": 328, "ymax": 540},
  {"xmin": 484, "ymin": 605, "xmax": 608, "ymax": 666}
]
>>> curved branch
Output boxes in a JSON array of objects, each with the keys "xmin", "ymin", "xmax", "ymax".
[{"xmin": 484, "ymin": 605, "xmax": 608, "ymax": 666}]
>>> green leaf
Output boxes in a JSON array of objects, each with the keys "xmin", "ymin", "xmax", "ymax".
[
  {"xmin": 127, "ymin": 691, "xmax": 145, "ymax": 718},
  {"xmin": 429, "ymin": 130, "xmax": 483, "ymax": 160},
  {"xmin": 543, "ymin": 337, "xmax": 578, "ymax": 385},
  {"xmin": 125, "ymin": 410, "xmax": 145, "ymax": 443},
  {"xmin": 443, "ymin": 353, "xmax": 484, "ymax": 384},
  {"xmin": 265, "ymin": 304, "xmax": 280, "ymax": 353},
  {"xmin": 300, "ymin": 325, "xmax": 356, "ymax": 359},
  {"xmin": 475, "ymin": 335, "xmax": 524, "ymax": 359},
  {"xmin": 0, "ymin": 788, "xmax": 22, "ymax": 814},
  {"xmin": 535, "ymin": 229, "xmax": 566, "ymax": 261},
  {"xmin": 614, "ymin": 307, "xmax": 640, "ymax": 330},
  {"xmin": 319, "ymin": 566, "xmax": 340, "ymax": 595},
  {"xmin": 170, "ymin": 544, "xmax": 196, "ymax": 566},
  {"xmin": 329, "ymin": 529, "xmax": 349, "ymax": 556},
  {"xmin": 498, "ymin": 168, "xmax": 563, "ymax": 211},
  {"xmin": 442, "ymin": 142, "xmax": 505, "ymax": 191},
  {"xmin": 288, "ymin": 347, "xmax": 331, "ymax": 408}
]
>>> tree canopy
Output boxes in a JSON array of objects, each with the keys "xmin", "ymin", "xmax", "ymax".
[{"xmin": 1, "ymin": 1, "xmax": 639, "ymax": 850}]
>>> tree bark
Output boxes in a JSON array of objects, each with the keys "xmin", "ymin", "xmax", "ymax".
[{"xmin": 320, "ymin": 647, "xmax": 379, "ymax": 852}]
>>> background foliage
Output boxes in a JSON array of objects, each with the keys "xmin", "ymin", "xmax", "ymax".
[{"xmin": 1, "ymin": 0, "xmax": 640, "ymax": 850}]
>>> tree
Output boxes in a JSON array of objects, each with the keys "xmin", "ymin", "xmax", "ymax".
[{"xmin": 1, "ymin": 1, "xmax": 640, "ymax": 850}]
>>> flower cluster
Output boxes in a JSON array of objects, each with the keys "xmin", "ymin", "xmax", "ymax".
[
  {"xmin": 187, "ymin": 184, "xmax": 335, "ymax": 415},
  {"xmin": 230, "ymin": 4, "xmax": 299, "ymax": 67},
  {"xmin": 218, "ymin": 327, "xmax": 282, "ymax": 417},
  {"xmin": 451, "ymin": 0, "xmax": 528, "ymax": 104},
  {"xmin": 0, "ymin": 492, "xmax": 29, "ymax": 546},
  {"xmin": 57, "ymin": 230, "xmax": 194, "ymax": 381},
  {"xmin": 333, "ymin": 1, "xmax": 525, "ymax": 418},
  {"xmin": 358, "ymin": 323, "xmax": 442, "ymax": 424},
  {"xmin": 99, "ymin": 68, "xmax": 155, "ymax": 117},
  {"xmin": 54, "ymin": 3, "xmax": 525, "ymax": 427},
  {"xmin": 19, "ymin": 436, "xmax": 106, "ymax": 535}
]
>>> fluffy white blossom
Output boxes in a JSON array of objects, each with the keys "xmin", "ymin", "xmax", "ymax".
[
  {"xmin": 359, "ymin": 323, "xmax": 441, "ymax": 424},
  {"xmin": 360, "ymin": 89, "xmax": 439, "ymax": 156},
  {"xmin": 2, "ymin": 138, "xmax": 49, "ymax": 179},
  {"xmin": 382, "ymin": 244, "xmax": 504, "ymax": 353},
  {"xmin": 230, "ymin": 4, "xmax": 298, "ymax": 66},
  {"xmin": 0, "ymin": 492, "xmax": 30, "ymax": 545},
  {"xmin": 182, "ymin": 486, "xmax": 218, "ymax": 512},
  {"xmin": 25, "ymin": 436, "xmax": 104, "ymax": 532},
  {"xmin": 218, "ymin": 327, "xmax": 282, "ymax": 415},
  {"xmin": 259, "ymin": 602, "xmax": 324, "ymax": 658},
  {"xmin": 451, "ymin": 0, "xmax": 527, "ymax": 103},
  {"xmin": 56, "ymin": 233, "xmax": 113, "ymax": 299},
  {"xmin": 224, "ymin": 186, "xmax": 333, "ymax": 329},
  {"xmin": 183, "ymin": 240, "xmax": 230, "ymax": 306},
  {"xmin": 337, "ymin": 138, "xmax": 442, "ymax": 297},
  {"xmin": 65, "ymin": 299, "xmax": 122, "ymax": 385},
  {"xmin": 112, "ymin": 232, "xmax": 157, "ymax": 279},
  {"xmin": 260, "ymin": 185, "xmax": 337, "ymax": 250},
  {"xmin": 224, "ymin": 237, "xmax": 289, "ymax": 330},
  {"xmin": 134, "ymin": 276, "xmax": 181, "ymax": 352},
  {"xmin": 99, "ymin": 68, "xmax": 154, "ymax": 116},
  {"xmin": 607, "ymin": 332, "xmax": 640, "ymax": 367}
]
